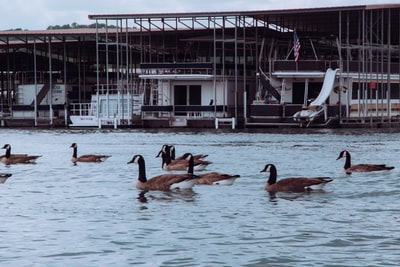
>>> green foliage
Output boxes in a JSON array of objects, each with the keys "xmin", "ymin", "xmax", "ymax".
[{"xmin": 46, "ymin": 22, "xmax": 117, "ymax": 30}]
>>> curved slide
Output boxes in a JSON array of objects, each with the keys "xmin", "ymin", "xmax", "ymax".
[
  {"xmin": 309, "ymin": 68, "xmax": 340, "ymax": 106},
  {"xmin": 293, "ymin": 68, "xmax": 339, "ymax": 125}
]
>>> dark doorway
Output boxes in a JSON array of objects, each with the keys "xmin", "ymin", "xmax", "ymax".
[
  {"xmin": 174, "ymin": 85, "xmax": 202, "ymax": 115},
  {"xmin": 189, "ymin": 85, "xmax": 201, "ymax": 105},
  {"xmin": 174, "ymin": 85, "xmax": 187, "ymax": 105},
  {"xmin": 174, "ymin": 85, "xmax": 187, "ymax": 116},
  {"xmin": 292, "ymin": 82, "xmax": 323, "ymax": 105}
]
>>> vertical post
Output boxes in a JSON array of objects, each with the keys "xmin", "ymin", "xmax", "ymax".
[
  {"xmin": 243, "ymin": 91, "xmax": 247, "ymax": 125},
  {"xmin": 234, "ymin": 16, "xmax": 238, "ymax": 119},
  {"xmin": 303, "ymin": 79, "xmax": 309, "ymax": 106},
  {"xmin": 387, "ymin": 8, "xmax": 392, "ymax": 121},
  {"xmin": 33, "ymin": 39, "xmax": 37, "ymax": 127},
  {"xmin": 63, "ymin": 38, "xmax": 68, "ymax": 126},
  {"xmin": 96, "ymin": 85, "xmax": 100, "ymax": 128},
  {"xmin": 48, "ymin": 37, "xmax": 53, "ymax": 126},
  {"xmin": 213, "ymin": 16, "xmax": 217, "ymax": 119},
  {"xmin": 105, "ymin": 20, "xmax": 110, "ymax": 120},
  {"xmin": 96, "ymin": 20, "xmax": 100, "ymax": 128},
  {"xmin": 116, "ymin": 19, "xmax": 120, "ymax": 125},
  {"xmin": 125, "ymin": 18, "xmax": 131, "ymax": 125}
]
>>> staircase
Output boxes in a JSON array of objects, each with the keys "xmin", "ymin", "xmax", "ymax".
[{"xmin": 31, "ymin": 83, "xmax": 51, "ymax": 106}]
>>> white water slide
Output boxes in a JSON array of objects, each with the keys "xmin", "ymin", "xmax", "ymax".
[
  {"xmin": 293, "ymin": 68, "xmax": 339, "ymax": 126},
  {"xmin": 309, "ymin": 68, "xmax": 339, "ymax": 106}
]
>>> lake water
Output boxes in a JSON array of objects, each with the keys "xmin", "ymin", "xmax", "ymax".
[{"xmin": 0, "ymin": 127, "xmax": 399, "ymax": 266}]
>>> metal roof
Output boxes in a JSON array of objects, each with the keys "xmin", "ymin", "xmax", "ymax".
[
  {"xmin": 0, "ymin": 4, "xmax": 398, "ymax": 40},
  {"xmin": 88, "ymin": 4, "xmax": 398, "ymax": 20},
  {"xmin": 86, "ymin": 4, "xmax": 400, "ymax": 40},
  {"xmin": 0, "ymin": 4, "xmax": 398, "ymax": 72}
]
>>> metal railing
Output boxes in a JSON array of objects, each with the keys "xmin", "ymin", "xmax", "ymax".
[{"xmin": 70, "ymin": 103, "xmax": 92, "ymax": 116}]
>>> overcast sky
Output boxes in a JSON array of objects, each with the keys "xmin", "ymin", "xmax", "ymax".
[{"xmin": 1, "ymin": 0, "xmax": 399, "ymax": 30}]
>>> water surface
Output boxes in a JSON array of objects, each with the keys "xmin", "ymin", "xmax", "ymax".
[{"xmin": 0, "ymin": 128, "xmax": 399, "ymax": 266}]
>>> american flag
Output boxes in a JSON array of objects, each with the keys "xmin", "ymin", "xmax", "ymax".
[{"xmin": 293, "ymin": 30, "xmax": 301, "ymax": 62}]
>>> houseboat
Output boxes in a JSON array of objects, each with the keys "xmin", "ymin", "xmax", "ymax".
[
  {"xmin": 248, "ymin": 64, "xmax": 346, "ymax": 128},
  {"xmin": 138, "ymin": 63, "xmax": 250, "ymax": 128},
  {"xmin": 2, "ymin": 83, "xmax": 68, "ymax": 127},
  {"xmin": 69, "ymin": 84, "xmax": 143, "ymax": 128}
]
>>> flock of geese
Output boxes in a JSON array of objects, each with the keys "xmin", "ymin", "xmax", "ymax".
[{"xmin": 0, "ymin": 143, "xmax": 395, "ymax": 193}]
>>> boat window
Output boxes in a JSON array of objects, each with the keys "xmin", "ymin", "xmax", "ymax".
[{"xmin": 99, "ymin": 99, "xmax": 118, "ymax": 116}]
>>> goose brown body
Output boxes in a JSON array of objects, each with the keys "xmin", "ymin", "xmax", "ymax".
[
  {"xmin": 336, "ymin": 150, "xmax": 394, "ymax": 174},
  {"xmin": 195, "ymin": 172, "xmax": 240, "ymax": 185},
  {"xmin": 261, "ymin": 164, "xmax": 332, "ymax": 193},
  {"xmin": 156, "ymin": 150, "xmax": 211, "ymax": 171},
  {"xmin": 180, "ymin": 150, "xmax": 240, "ymax": 185},
  {"xmin": 70, "ymin": 143, "xmax": 111, "ymax": 165},
  {"xmin": 1, "ymin": 144, "xmax": 41, "ymax": 165},
  {"xmin": 128, "ymin": 153, "xmax": 198, "ymax": 191},
  {"xmin": 166, "ymin": 145, "xmax": 208, "ymax": 160}
]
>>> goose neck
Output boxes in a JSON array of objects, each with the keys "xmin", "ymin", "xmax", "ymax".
[
  {"xmin": 187, "ymin": 156, "xmax": 194, "ymax": 174},
  {"xmin": 5, "ymin": 146, "xmax": 11, "ymax": 158},
  {"xmin": 137, "ymin": 157, "xmax": 147, "ymax": 183},
  {"xmin": 344, "ymin": 153, "xmax": 351, "ymax": 169},
  {"xmin": 162, "ymin": 152, "xmax": 172, "ymax": 165},
  {"xmin": 267, "ymin": 166, "xmax": 277, "ymax": 185},
  {"xmin": 72, "ymin": 147, "xmax": 77, "ymax": 158}
]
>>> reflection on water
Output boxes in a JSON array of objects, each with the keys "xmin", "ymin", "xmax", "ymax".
[
  {"xmin": 0, "ymin": 128, "xmax": 399, "ymax": 266},
  {"xmin": 137, "ymin": 189, "xmax": 197, "ymax": 204},
  {"xmin": 267, "ymin": 191, "xmax": 314, "ymax": 202}
]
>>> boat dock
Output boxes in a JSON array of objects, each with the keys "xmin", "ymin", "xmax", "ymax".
[{"xmin": 0, "ymin": 4, "xmax": 400, "ymax": 129}]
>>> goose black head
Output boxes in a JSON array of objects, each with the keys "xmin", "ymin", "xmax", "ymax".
[
  {"xmin": 336, "ymin": 150, "xmax": 349, "ymax": 160},
  {"xmin": 260, "ymin": 163, "xmax": 276, "ymax": 173},
  {"xmin": 127, "ymin": 155, "xmax": 143, "ymax": 164},
  {"xmin": 180, "ymin": 152, "xmax": 193, "ymax": 160},
  {"xmin": 2, "ymin": 144, "xmax": 10, "ymax": 150},
  {"xmin": 260, "ymin": 163, "xmax": 278, "ymax": 185}
]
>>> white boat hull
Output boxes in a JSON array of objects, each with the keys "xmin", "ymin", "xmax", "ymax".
[
  {"xmin": 69, "ymin": 115, "xmax": 98, "ymax": 127},
  {"xmin": 293, "ymin": 108, "xmax": 324, "ymax": 122}
]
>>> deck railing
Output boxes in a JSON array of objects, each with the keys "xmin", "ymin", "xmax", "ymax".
[
  {"xmin": 141, "ymin": 105, "xmax": 227, "ymax": 119},
  {"xmin": 70, "ymin": 103, "xmax": 91, "ymax": 116}
]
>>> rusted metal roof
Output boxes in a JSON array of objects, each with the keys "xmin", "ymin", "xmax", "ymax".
[{"xmin": 0, "ymin": 28, "xmax": 138, "ymax": 37}]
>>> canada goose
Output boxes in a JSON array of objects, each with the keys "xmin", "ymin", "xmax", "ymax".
[
  {"xmin": 70, "ymin": 143, "xmax": 111, "ymax": 165},
  {"xmin": 194, "ymin": 172, "xmax": 240, "ymax": 185},
  {"xmin": 127, "ymin": 153, "xmax": 198, "ymax": 191},
  {"xmin": 336, "ymin": 150, "xmax": 394, "ymax": 174},
  {"xmin": 156, "ymin": 150, "xmax": 211, "ymax": 171},
  {"xmin": 0, "ymin": 173, "xmax": 12, "ymax": 184},
  {"xmin": 0, "ymin": 144, "xmax": 41, "ymax": 165},
  {"xmin": 182, "ymin": 153, "xmax": 240, "ymax": 185},
  {"xmin": 260, "ymin": 163, "xmax": 333, "ymax": 193},
  {"xmin": 165, "ymin": 145, "xmax": 208, "ymax": 160}
]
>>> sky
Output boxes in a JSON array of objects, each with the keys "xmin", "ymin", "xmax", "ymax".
[{"xmin": 1, "ymin": 0, "xmax": 399, "ymax": 30}]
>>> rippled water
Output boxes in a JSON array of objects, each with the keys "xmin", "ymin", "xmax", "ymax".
[{"xmin": 0, "ymin": 127, "xmax": 399, "ymax": 266}]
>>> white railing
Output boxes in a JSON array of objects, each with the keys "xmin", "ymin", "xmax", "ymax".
[{"xmin": 70, "ymin": 103, "xmax": 91, "ymax": 116}]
